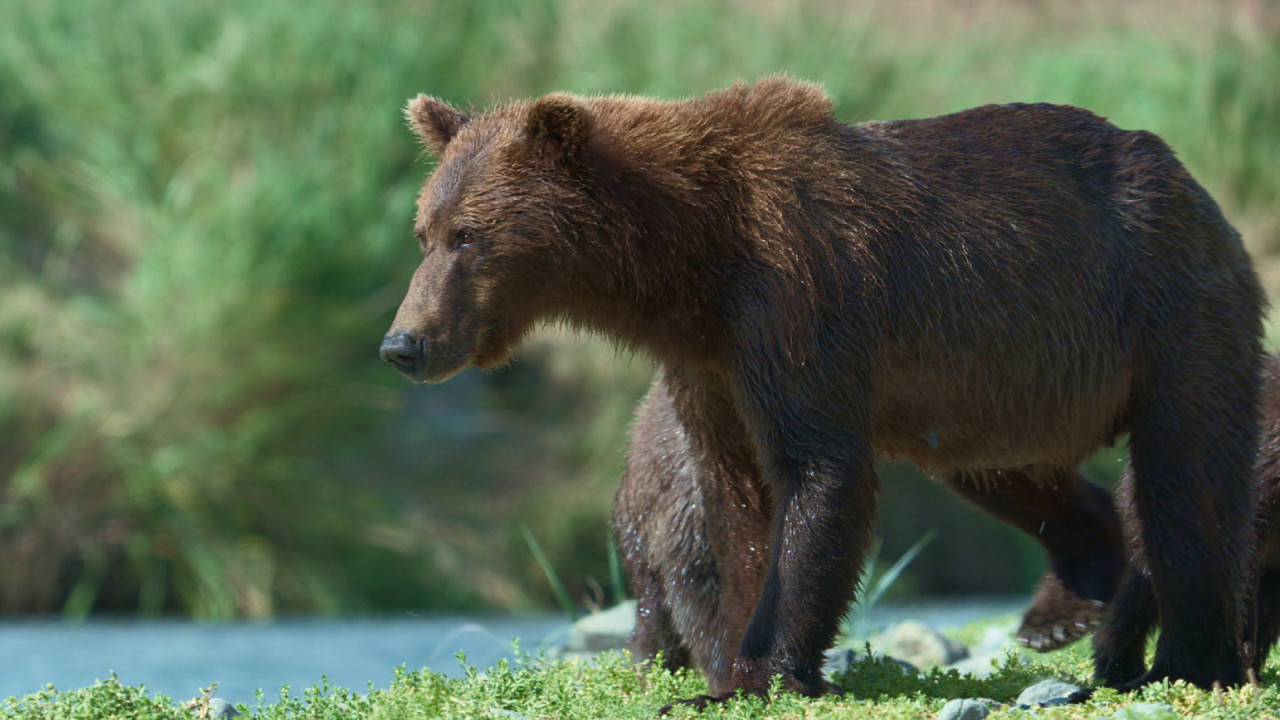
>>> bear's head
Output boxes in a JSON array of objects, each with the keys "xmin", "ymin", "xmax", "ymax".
[
  {"xmin": 380, "ymin": 92, "xmax": 598, "ymax": 383},
  {"xmin": 380, "ymin": 78, "xmax": 837, "ymax": 382}
]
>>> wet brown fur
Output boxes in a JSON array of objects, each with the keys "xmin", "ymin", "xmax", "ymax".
[
  {"xmin": 383, "ymin": 77, "xmax": 1264, "ymax": 704},
  {"xmin": 1093, "ymin": 354, "xmax": 1280, "ymax": 686},
  {"xmin": 621, "ymin": 411, "xmax": 1128, "ymax": 665},
  {"xmin": 949, "ymin": 356, "xmax": 1280, "ymax": 670}
]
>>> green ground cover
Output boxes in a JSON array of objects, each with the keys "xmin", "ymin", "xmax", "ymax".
[{"xmin": 5, "ymin": 620, "xmax": 1278, "ymax": 719}]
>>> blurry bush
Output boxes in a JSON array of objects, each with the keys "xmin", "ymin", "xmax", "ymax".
[{"xmin": 0, "ymin": 0, "xmax": 1276, "ymax": 617}]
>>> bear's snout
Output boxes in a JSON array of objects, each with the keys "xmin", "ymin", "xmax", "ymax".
[{"xmin": 380, "ymin": 331, "xmax": 428, "ymax": 381}]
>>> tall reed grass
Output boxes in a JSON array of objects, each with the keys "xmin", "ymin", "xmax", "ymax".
[{"xmin": 0, "ymin": 0, "xmax": 1276, "ymax": 616}]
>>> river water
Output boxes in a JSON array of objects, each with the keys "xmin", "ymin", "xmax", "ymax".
[{"xmin": 0, "ymin": 598, "xmax": 1024, "ymax": 704}]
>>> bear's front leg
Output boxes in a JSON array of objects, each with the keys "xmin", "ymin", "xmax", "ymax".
[
  {"xmin": 660, "ymin": 449, "xmax": 874, "ymax": 712},
  {"xmin": 660, "ymin": 363, "xmax": 877, "ymax": 711}
]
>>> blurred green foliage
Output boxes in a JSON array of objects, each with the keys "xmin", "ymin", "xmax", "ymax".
[{"xmin": 0, "ymin": 0, "xmax": 1277, "ymax": 618}]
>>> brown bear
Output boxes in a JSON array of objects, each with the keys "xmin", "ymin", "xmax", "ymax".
[
  {"xmin": 617, "ymin": 386, "xmax": 1128, "ymax": 678},
  {"xmin": 618, "ymin": 357, "xmax": 1280, "ymax": 686},
  {"xmin": 380, "ymin": 77, "xmax": 1264, "ymax": 707}
]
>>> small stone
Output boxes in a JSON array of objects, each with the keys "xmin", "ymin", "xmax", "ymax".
[
  {"xmin": 1111, "ymin": 702, "xmax": 1179, "ymax": 719},
  {"xmin": 824, "ymin": 647, "xmax": 860, "ymax": 675},
  {"xmin": 823, "ymin": 646, "xmax": 916, "ymax": 677},
  {"xmin": 564, "ymin": 600, "xmax": 637, "ymax": 653},
  {"xmin": 938, "ymin": 698, "xmax": 991, "ymax": 720},
  {"xmin": 870, "ymin": 620, "xmax": 969, "ymax": 668},
  {"xmin": 207, "ymin": 698, "xmax": 240, "ymax": 719},
  {"xmin": 1015, "ymin": 679, "xmax": 1082, "ymax": 708}
]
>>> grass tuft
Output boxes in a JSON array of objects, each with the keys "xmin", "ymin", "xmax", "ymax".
[{"xmin": 3, "ymin": 631, "xmax": 1279, "ymax": 719}]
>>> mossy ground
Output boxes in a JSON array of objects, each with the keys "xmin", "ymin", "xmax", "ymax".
[{"xmin": 5, "ymin": 619, "xmax": 1278, "ymax": 719}]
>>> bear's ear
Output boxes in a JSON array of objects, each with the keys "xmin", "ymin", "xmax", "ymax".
[
  {"xmin": 527, "ymin": 94, "xmax": 592, "ymax": 165},
  {"xmin": 406, "ymin": 95, "xmax": 470, "ymax": 155}
]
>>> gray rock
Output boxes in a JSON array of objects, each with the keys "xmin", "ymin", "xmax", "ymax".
[
  {"xmin": 824, "ymin": 646, "xmax": 860, "ymax": 675},
  {"xmin": 207, "ymin": 698, "xmax": 240, "ymax": 719},
  {"xmin": 823, "ymin": 646, "xmax": 917, "ymax": 677},
  {"xmin": 1110, "ymin": 703, "xmax": 1179, "ymax": 719},
  {"xmin": 870, "ymin": 620, "xmax": 969, "ymax": 669},
  {"xmin": 1015, "ymin": 679, "xmax": 1082, "ymax": 708},
  {"xmin": 938, "ymin": 698, "xmax": 991, "ymax": 720},
  {"xmin": 563, "ymin": 600, "xmax": 636, "ymax": 653}
]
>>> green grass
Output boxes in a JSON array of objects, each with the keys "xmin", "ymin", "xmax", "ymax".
[
  {"xmin": 4, "ymin": 629, "xmax": 1279, "ymax": 719},
  {"xmin": 2, "ymin": 0, "xmax": 1279, "ymax": 617}
]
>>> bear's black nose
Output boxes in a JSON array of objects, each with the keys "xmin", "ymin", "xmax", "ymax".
[{"xmin": 380, "ymin": 331, "xmax": 427, "ymax": 380}]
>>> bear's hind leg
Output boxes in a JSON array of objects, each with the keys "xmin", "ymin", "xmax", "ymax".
[
  {"xmin": 945, "ymin": 468, "xmax": 1124, "ymax": 651},
  {"xmin": 1115, "ymin": 344, "xmax": 1259, "ymax": 690}
]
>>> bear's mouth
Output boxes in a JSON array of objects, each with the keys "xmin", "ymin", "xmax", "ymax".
[
  {"xmin": 406, "ymin": 325, "xmax": 511, "ymax": 383},
  {"xmin": 425, "ymin": 322, "xmax": 510, "ymax": 382},
  {"xmin": 421, "ymin": 339, "xmax": 477, "ymax": 383}
]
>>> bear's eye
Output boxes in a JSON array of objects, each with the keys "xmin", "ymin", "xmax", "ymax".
[
  {"xmin": 414, "ymin": 226, "xmax": 428, "ymax": 254},
  {"xmin": 454, "ymin": 227, "xmax": 474, "ymax": 250}
]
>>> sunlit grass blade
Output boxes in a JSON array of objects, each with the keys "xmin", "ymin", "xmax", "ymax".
[{"xmin": 521, "ymin": 523, "xmax": 577, "ymax": 620}]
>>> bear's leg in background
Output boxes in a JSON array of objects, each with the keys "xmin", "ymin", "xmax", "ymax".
[
  {"xmin": 621, "ymin": 553, "xmax": 692, "ymax": 672},
  {"xmin": 615, "ymin": 377, "xmax": 773, "ymax": 695},
  {"xmin": 1090, "ymin": 567, "xmax": 1158, "ymax": 687},
  {"xmin": 945, "ymin": 468, "xmax": 1125, "ymax": 650},
  {"xmin": 614, "ymin": 461, "xmax": 772, "ymax": 691},
  {"xmin": 945, "ymin": 468, "xmax": 1124, "ymax": 603},
  {"xmin": 1247, "ymin": 466, "xmax": 1280, "ymax": 676},
  {"xmin": 1249, "ymin": 569, "xmax": 1280, "ymax": 676}
]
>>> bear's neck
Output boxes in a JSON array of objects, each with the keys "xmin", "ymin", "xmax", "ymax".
[
  {"xmin": 563, "ymin": 278, "xmax": 735, "ymax": 371},
  {"xmin": 549, "ymin": 104, "xmax": 834, "ymax": 370},
  {"xmin": 558, "ymin": 156, "xmax": 744, "ymax": 370}
]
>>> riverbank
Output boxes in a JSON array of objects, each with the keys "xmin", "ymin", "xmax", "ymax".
[
  {"xmin": 0, "ymin": 599, "xmax": 1027, "ymax": 701},
  {"xmin": 5, "ymin": 602, "xmax": 1278, "ymax": 719},
  {"xmin": 3, "ymin": 623, "xmax": 1276, "ymax": 720}
]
